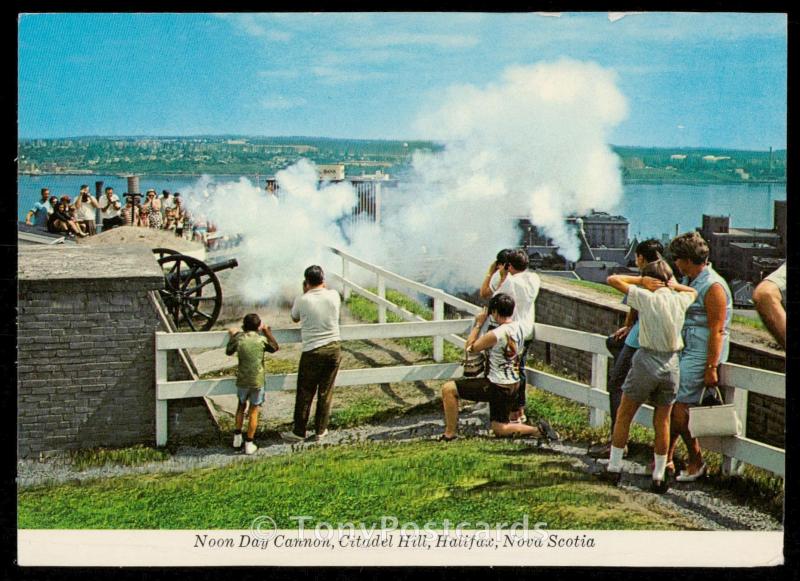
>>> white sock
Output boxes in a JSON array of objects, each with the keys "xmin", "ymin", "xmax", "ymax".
[
  {"xmin": 653, "ymin": 453, "xmax": 668, "ymax": 481},
  {"xmin": 608, "ymin": 445, "xmax": 625, "ymax": 472}
]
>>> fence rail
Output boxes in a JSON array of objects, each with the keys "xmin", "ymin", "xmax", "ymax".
[{"xmin": 154, "ymin": 247, "xmax": 785, "ymax": 478}]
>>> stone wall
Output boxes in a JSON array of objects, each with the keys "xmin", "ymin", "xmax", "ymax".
[
  {"xmin": 18, "ymin": 245, "xmax": 218, "ymax": 458},
  {"xmin": 530, "ymin": 276, "xmax": 785, "ymax": 447}
]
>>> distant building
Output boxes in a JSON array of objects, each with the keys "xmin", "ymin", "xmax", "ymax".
[
  {"xmin": 317, "ymin": 164, "xmax": 346, "ymax": 181},
  {"xmin": 517, "ymin": 210, "xmax": 636, "ymax": 277},
  {"xmin": 698, "ymin": 200, "xmax": 786, "ymax": 284},
  {"xmin": 264, "ymin": 166, "xmax": 398, "ymax": 226}
]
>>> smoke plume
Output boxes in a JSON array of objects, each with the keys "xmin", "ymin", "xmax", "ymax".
[
  {"xmin": 186, "ymin": 59, "xmax": 628, "ymax": 301},
  {"xmin": 349, "ymin": 58, "xmax": 628, "ymax": 290},
  {"xmin": 184, "ymin": 160, "xmax": 356, "ymax": 302}
]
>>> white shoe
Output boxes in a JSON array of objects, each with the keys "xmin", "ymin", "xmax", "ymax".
[
  {"xmin": 232, "ymin": 433, "xmax": 243, "ymax": 448},
  {"xmin": 676, "ymin": 463, "xmax": 707, "ymax": 483},
  {"xmin": 280, "ymin": 431, "xmax": 304, "ymax": 443},
  {"xmin": 314, "ymin": 429, "xmax": 328, "ymax": 442},
  {"xmin": 244, "ymin": 441, "xmax": 258, "ymax": 455}
]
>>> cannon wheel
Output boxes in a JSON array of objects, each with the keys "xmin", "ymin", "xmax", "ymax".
[
  {"xmin": 157, "ymin": 253, "xmax": 223, "ymax": 332},
  {"xmin": 153, "ymin": 247, "xmax": 181, "ymax": 262}
]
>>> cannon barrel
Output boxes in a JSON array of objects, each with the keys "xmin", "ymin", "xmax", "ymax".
[{"xmin": 207, "ymin": 257, "xmax": 238, "ymax": 273}]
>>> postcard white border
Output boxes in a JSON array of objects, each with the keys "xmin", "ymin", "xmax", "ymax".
[{"xmin": 18, "ymin": 530, "xmax": 784, "ymax": 567}]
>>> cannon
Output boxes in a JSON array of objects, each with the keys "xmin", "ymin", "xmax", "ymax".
[{"xmin": 153, "ymin": 248, "xmax": 239, "ymax": 332}]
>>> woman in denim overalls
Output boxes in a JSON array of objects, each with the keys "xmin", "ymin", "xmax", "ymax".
[{"xmin": 667, "ymin": 232, "xmax": 732, "ymax": 482}]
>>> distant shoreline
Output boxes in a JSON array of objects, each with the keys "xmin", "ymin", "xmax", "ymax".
[{"xmin": 18, "ymin": 171, "xmax": 787, "ymax": 186}]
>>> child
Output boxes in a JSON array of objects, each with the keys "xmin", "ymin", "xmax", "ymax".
[
  {"xmin": 601, "ymin": 259, "xmax": 697, "ymax": 493},
  {"xmin": 226, "ymin": 313, "xmax": 280, "ymax": 454}
]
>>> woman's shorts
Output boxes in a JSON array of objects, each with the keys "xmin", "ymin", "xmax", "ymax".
[{"xmin": 621, "ymin": 348, "xmax": 679, "ymax": 407}]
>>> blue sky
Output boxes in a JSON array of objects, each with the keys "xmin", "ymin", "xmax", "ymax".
[{"xmin": 18, "ymin": 12, "xmax": 787, "ymax": 149}]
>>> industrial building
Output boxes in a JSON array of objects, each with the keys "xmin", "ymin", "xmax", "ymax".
[
  {"xmin": 518, "ymin": 211, "xmax": 637, "ymax": 282},
  {"xmin": 698, "ymin": 200, "xmax": 786, "ymax": 284}
]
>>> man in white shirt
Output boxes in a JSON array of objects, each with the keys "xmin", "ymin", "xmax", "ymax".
[
  {"xmin": 479, "ymin": 248, "xmax": 513, "ymax": 299},
  {"xmin": 99, "ymin": 187, "xmax": 123, "ymax": 231},
  {"xmin": 600, "ymin": 260, "xmax": 697, "ymax": 493},
  {"xmin": 281, "ymin": 265, "xmax": 342, "ymax": 443},
  {"xmin": 74, "ymin": 184, "xmax": 100, "ymax": 235},
  {"xmin": 493, "ymin": 249, "xmax": 540, "ymax": 422}
]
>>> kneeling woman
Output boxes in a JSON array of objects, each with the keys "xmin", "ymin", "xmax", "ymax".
[
  {"xmin": 440, "ymin": 293, "xmax": 558, "ymax": 442},
  {"xmin": 601, "ymin": 260, "xmax": 697, "ymax": 493}
]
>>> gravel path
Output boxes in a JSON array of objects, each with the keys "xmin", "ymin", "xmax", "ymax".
[{"xmin": 17, "ymin": 404, "xmax": 781, "ymax": 532}]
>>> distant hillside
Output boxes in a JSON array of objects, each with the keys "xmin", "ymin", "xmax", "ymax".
[{"xmin": 17, "ymin": 137, "xmax": 786, "ymax": 184}]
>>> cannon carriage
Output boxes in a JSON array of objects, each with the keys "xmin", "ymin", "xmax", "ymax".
[{"xmin": 153, "ymin": 248, "xmax": 238, "ymax": 332}]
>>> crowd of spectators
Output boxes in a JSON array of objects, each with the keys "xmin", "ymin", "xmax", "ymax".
[{"xmin": 24, "ymin": 185, "xmax": 218, "ymax": 247}]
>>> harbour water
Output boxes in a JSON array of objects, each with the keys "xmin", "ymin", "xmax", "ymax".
[{"xmin": 17, "ymin": 174, "xmax": 786, "ymax": 241}]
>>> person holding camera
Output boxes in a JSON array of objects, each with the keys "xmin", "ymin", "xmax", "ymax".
[
  {"xmin": 439, "ymin": 293, "xmax": 558, "ymax": 442},
  {"xmin": 73, "ymin": 184, "xmax": 100, "ymax": 236},
  {"xmin": 99, "ymin": 187, "xmax": 123, "ymax": 231},
  {"xmin": 281, "ymin": 265, "xmax": 343, "ymax": 443}
]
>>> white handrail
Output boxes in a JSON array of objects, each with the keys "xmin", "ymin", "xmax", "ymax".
[{"xmin": 154, "ymin": 248, "xmax": 785, "ymax": 479}]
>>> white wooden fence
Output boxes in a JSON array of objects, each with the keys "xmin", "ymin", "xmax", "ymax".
[{"xmin": 154, "ymin": 247, "xmax": 785, "ymax": 478}]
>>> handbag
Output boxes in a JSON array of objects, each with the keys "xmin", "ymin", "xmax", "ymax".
[
  {"xmin": 461, "ymin": 348, "xmax": 487, "ymax": 378},
  {"xmin": 688, "ymin": 386, "xmax": 742, "ymax": 438}
]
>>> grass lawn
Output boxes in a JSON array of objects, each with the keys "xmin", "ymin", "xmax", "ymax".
[
  {"xmin": 18, "ymin": 439, "xmax": 700, "ymax": 530},
  {"xmin": 731, "ymin": 314, "xmax": 767, "ymax": 332}
]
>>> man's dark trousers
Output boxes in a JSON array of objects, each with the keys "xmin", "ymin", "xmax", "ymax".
[{"xmin": 292, "ymin": 341, "xmax": 342, "ymax": 437}]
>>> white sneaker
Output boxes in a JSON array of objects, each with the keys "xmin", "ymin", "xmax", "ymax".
[
  {"xmin": 233, "ymin": 433, "xmax": 243, "ymax": 448},
  {"xmin": 244, "ymin": 441, "xmax": 258, "ymax": 455},
  {"xmin": 280, "ymin": 431, "xmax": 304, "ymax": 443},
  {"xmin": 314, "ymin": 429, "xmax": 329, "ymax": 442}
]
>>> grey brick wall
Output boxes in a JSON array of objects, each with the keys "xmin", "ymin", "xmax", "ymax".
[{"xmin": 18, "ymin": 246, "xmax": 218, "ymax": 458}]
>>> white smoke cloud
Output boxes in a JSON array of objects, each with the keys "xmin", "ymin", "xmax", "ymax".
[
  {"xmin": 182, "ymin": 159, "xmax": 356, "ymax": 303},
  {"xmin": 349, "ymin": 58, "xmax": 628, "ymax": 291},
  {"xmin": 184, "ymin": 58, "xmax": 628, "ymax": 302}
]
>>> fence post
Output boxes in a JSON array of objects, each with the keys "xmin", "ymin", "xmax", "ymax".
[
  {"xmin": 721, "ymin": 385, "xmax": 748, "ymax": 476},
  {"xmin": 342, "ymin": 256, "xmax": 351, "ymax": 301},
  {"xmin": 589, "ymin": 353, "xmax": 608, "ymax": 428},
  {"xmin": 155, "ymin": 340, "xmax": 169, "ymax": 447},
  {"xmin": 433, "ymin": 294, "xmax": 444, "ymax": 362},
  {"xmin": 377, "ymin": 274, "xmax": 386, "ymax": 324}
]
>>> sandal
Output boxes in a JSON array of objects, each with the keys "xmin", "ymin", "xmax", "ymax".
[
  {"xmin": 438, "ymin": 434, "xmax": 458, "ymax": 442},
  {"xmin": 537, "ymin": 419, "xmax": 560, "ymax": 442}
]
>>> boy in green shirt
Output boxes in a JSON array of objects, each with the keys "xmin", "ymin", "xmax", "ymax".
[{"xmin": 226, "ymin": 313, "xmax": 280, "ymax": 454}]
